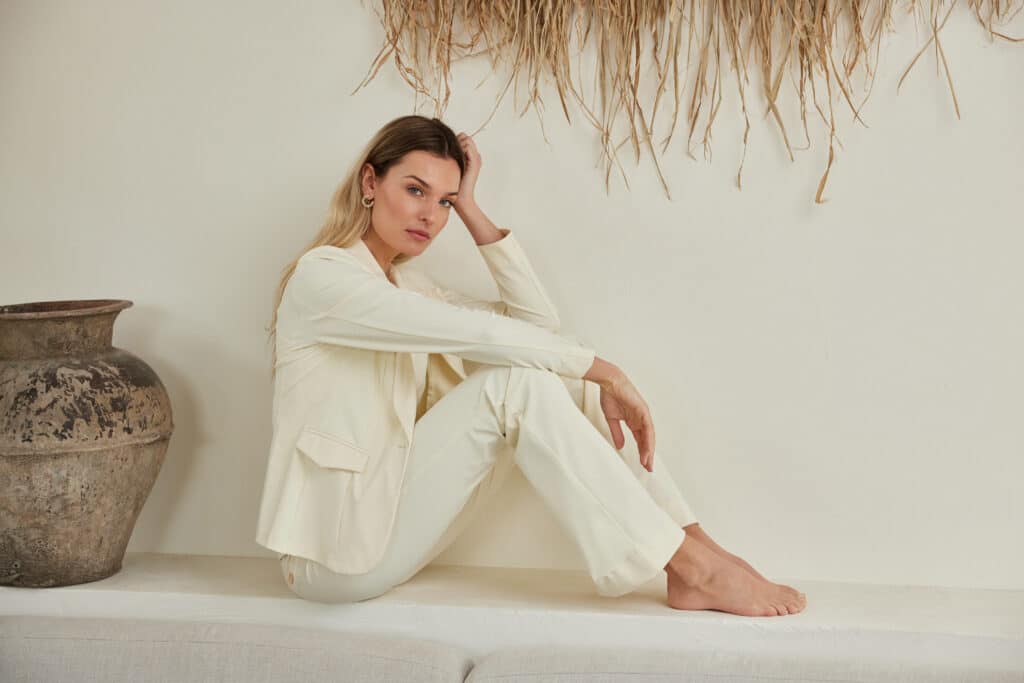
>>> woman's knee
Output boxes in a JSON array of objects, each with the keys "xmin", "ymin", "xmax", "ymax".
[
  {"xmin": 469, "ymin": 365, "xmax": 565, "ymax": 396},
  {"xmin": 511, "ymin": 366, "xmax": 573, "ymax": 395}
]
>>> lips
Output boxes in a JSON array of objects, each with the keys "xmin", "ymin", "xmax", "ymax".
[{"xmin": 406, "ymin": 229, "xmax": 430, "ymax": 240}]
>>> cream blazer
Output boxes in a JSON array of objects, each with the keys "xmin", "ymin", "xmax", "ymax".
[{"xmin": 255, "ymin": 228, "xmax": 597, "ymax": 574}]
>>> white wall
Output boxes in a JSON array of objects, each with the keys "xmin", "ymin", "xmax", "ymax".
[{"xmin": 2, "ymin": 0, "xmax": 1021, "ymax": 590}]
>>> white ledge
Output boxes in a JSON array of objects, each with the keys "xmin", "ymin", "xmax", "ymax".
[{"xmin": 2, "ymin": 552, "xmax": 1023, "ymax": 671}]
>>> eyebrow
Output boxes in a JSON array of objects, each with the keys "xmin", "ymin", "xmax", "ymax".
[{"xmin": 403, "ymin": 175, "xmax": 459, "ymax": 196}]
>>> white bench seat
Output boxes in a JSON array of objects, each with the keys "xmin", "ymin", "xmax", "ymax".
[{"xmin": 2, "ymin": 552, "xmax": 1022, "ymax": 681}]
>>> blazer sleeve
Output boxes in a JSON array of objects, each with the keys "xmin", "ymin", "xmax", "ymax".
[
  {"xmin": 288, "ymin": 248, "xmax": 596, "ymax": 380},
  {"xmin": 439, "ymin": 228, "xmax": 561, "ymax": 333}
]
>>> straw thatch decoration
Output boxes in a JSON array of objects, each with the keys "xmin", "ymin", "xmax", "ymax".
[{"xmin": 355, "ymin": 1, "xmax": 1022, "ymax": 202}]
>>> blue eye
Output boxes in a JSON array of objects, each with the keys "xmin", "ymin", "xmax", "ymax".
[{"xmin": 408, "ymin": 186, "xmax": 454, "ymax": 208}]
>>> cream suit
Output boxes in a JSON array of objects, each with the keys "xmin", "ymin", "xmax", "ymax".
[{"xmin": 256, "ymin": 228, "xmax": 698, "ymax": 600}]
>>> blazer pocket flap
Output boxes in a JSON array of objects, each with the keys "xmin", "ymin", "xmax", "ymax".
[{"xmin": 296, "ymin": 428, "xmax": 369, "ymax": 472}]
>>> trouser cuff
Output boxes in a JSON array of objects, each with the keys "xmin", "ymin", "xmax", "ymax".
[{"xmin": 593, "ymin": 523, "xmax": 687, "ymax": 598}]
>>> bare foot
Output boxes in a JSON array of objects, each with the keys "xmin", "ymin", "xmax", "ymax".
[
  {"xmin": 665, "ymin": 532, "xmax": 806, "ymax": 617},
  {"xmin": 682, "ymin": 524, "xmax": 806, "ymax": 603},
  {"xmin": 682, "ymin": 524, "xmax": 768, "ymax": 581}
]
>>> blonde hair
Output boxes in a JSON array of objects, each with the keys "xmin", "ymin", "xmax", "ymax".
[{"xmin": 267, "ymin": 115, "xmax": 466, "ymax": 378}]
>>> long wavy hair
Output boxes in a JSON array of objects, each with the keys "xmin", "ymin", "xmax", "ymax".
[{"xmin": 267, "ymin": 114, "xmax": 466, "ymax": 378}]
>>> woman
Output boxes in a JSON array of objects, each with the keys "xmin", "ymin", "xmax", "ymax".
[{"xmin": 257, "ymin": 115, "xmax": 806, "ymax": 617}]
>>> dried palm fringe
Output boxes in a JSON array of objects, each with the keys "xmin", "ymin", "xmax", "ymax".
[{"xmin": 356, "ymin": 1, "xmax": 1022, "ymax": 202}]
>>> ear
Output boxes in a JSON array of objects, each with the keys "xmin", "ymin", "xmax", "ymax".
[{"xmin": 360, "ymin": 163, "xmax": 376, "ymax": 196}]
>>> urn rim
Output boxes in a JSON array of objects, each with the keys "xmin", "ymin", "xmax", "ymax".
[{"xmin": 0, "ymin": 299, "xmax": 133, "ymax": 320}]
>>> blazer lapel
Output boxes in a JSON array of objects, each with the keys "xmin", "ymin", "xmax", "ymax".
[
  {"xmin": 331, "ymin": 239, "xmax": 470, "ymax": 445},
  {"xmin": 339, "ymin": 239, "xmax": 417, "ymax": 445},
  {"xmin": 344, "ymin": 238, "xmax": 390, "ymax": 279}
]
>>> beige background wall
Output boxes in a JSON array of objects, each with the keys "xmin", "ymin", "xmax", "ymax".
[{"xmin": 2, "ymin": 1, "xmax": 1021, "ymax": 590}]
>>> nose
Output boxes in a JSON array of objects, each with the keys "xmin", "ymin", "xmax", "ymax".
[{"xmin": 417, "ymin": 205, "xmax": 441, "ymax": 231}]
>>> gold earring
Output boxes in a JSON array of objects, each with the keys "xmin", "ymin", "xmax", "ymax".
[{"xmin": 361, "ymin": 196, "xmax": 374, "ymax": 208}]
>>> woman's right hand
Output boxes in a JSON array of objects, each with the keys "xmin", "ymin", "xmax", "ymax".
[{"xmin": 586, "ymin": 358, "xmax": 656, "ymax": 472}]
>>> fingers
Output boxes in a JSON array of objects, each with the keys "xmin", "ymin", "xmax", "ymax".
[
  {"xmin": 615, "ymin": 415, "xmax": 652, "ymax": 471},
  {"xmin": 606, "ymin": 418, "xmax": 625, "ymax": 450},
  {"xmin": 603, "ymin": 374, "xmax": 655, "ymax": 471},
  {"xmin": 635, "ymin": 429, "xmax": 651, "ymax": 471},
  {"xmin": 457, "ymin": 132, "xmax": 479, "ymax": 159},
  {"xmin": 631, "ymin": 412, "xmax": 655, "ymax": 472},
  {"xmin": 627, "ymin": 423, "xmax": 646, "ymax": 470},
  {"xmin": 644, "ymin": 411, "xmax": 655, "ymax": 461}
]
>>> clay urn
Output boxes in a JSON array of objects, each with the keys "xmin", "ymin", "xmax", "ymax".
[{"xmin": 0, "ymin": 299, "xmax": 173, "ymax": 586}]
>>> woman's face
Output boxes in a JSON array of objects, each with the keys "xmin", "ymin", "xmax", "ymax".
[{"xmin": 361, "ymin": 150, "xmax": 462, "ymax": 258}]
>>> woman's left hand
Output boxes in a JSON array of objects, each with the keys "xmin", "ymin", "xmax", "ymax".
[
  {"xmin": 456, "ymin": 132, "xmax": 481, "ymax": 206},
  {"xmin": 598, "ymin": 371, "xmax": 656, "ymax": 472}
]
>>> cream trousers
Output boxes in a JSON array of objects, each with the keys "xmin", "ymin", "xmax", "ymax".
[{"xmin": 280, "ymin": 365, "xmax": 698, "ymax": 602}]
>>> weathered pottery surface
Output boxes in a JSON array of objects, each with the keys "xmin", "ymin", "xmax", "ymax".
[{"xmin": 0, "ymin": 299, "xmax": 173, "ymax": 587}]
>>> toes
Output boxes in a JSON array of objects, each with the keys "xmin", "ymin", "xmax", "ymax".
[{"xmin": 782, "ymin": 586, "xmax": 807, "ymax": 606}]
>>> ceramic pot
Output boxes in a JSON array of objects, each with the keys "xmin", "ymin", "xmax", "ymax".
[{"xmin": 0, "ymin": 299, "xmax": 173, "ymax": 587}]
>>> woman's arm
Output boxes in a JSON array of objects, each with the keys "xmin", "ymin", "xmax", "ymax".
[
  {"xmin": 431, "ymin": 224, "xmax": 563, "ymax": 333},
  {"xmin": 455, "ymin": 197, "xmax": 504, "ymax": 247},
  {"xmin": 583, "ymin": 355, "xmax": 624, "ymax": 387},
  {"xmin": 580, "ymin": 354, "xmax": 658, "ymax": 472},
  {"xmin": 451, "ymin": 133, "xmax": 561, "ymax": 332},
  {"xmin": 451, "ymin": 133, "xmax": 652, "ymax": 470},
  {"xmin": 287, "ymin": 252, "xmax": 595, "ymax": 379}
]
